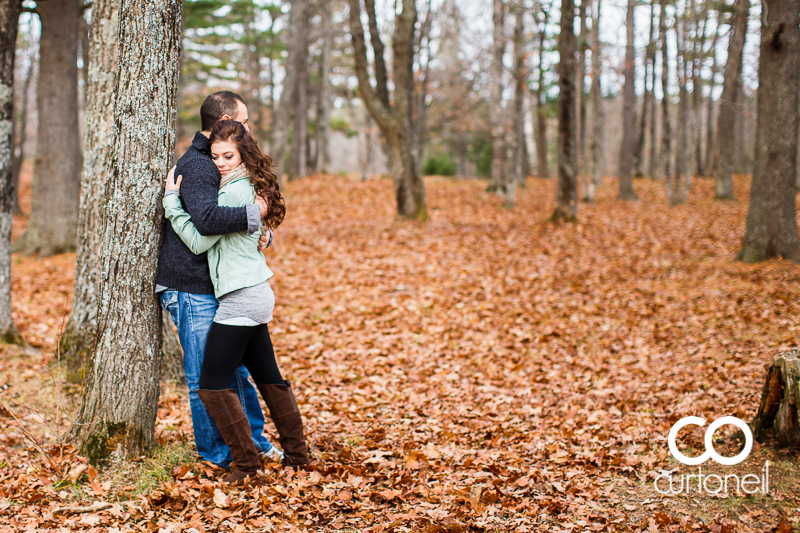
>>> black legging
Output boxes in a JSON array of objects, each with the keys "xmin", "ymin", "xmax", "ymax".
[{"xmin": 199, "ymin": 322, "xmax": 284, "ymax": 390}]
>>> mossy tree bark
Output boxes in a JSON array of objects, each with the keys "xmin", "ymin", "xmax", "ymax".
[
  {"xmin": 13, "ymin": 0, "xmax": 82, "ymax": 257},
  {"xmin": 0, "ymin": 0, "xmax": 23, "ymax": 345},
  {"xmin": 68, "ymin": 0, "xmax": 182, "ymax": 465},
  {"xmin": 736, "ymin": 0, "xmax": 800, "ymax": 263},
  {"xmin": 347, "ymin": 0, "xmax": 428, "ymax": 221},
  {"xmin": 713, "ymin": 0, "xmax": 749, "ymax": 201},
  {"xmin": 552, "ymin": 0, "xmax": 578, "ymax": 221},
  {"xmin": 58, "ymin": 0, "xmax": 119, "ymax": 380}
]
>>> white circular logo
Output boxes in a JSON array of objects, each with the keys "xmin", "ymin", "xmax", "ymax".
[{"xmin": 667, "ymin": 416, "xmax": 753, "ymax": 466}]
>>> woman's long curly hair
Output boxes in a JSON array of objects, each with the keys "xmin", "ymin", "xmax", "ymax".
[{"xmin": 209, "ymin": 120, "xmax": 285, "ymax": 229}]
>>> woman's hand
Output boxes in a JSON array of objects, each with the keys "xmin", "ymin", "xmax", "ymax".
[{"xmin": 165, "ymin": 166, "xmax": 182, "ymax": 193}]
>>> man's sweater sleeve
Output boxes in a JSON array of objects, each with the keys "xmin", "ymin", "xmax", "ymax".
[{"xmin": 179, "ymin": 159, "xmax": 259, "ymax": 236}]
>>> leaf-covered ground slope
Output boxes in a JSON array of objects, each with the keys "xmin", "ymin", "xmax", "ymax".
[{"xmin": 1, "ymin": 174, "xmax": 799, "ymax": 532}]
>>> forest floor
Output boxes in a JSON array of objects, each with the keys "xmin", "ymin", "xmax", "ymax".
[{"xmin": 1, "ymin": 169, "xmax": 799, "ymax": 532}]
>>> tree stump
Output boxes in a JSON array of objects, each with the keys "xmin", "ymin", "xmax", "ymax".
[{"xmin": 750, "ymin": 348, "xmax": 800, "ymax": 445}]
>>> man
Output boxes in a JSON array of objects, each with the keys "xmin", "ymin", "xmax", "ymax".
[{"xmin": 157, "ymin": 91, "xmax": 280, "ymax": 467}]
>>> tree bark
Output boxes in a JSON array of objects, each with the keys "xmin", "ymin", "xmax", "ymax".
[
  {"xmin": 533, "ymin": 8, "xmax": 549, "ymax": 179},
  {"xmin": 413, "ymin": 0, "xmax": 434, "ymax": 177},
  {"xmin": 714, "ymin": 0, "xmax": 749, "ymax": 200},
  {"xmin": 577, "ymin": 0, "xmax": 588, "ymax": 189},
  {"xmin": 618, "ymin": 0, "xmax": 638, "ymax": 200},
  {"xmin": 287, "ymin": 0, "xmax": 310, "ymax": 182},
  {"xmin": 505, "ymin": 3, "xmax": 525, "ymax": 209},
  {"xmin": 692, "ymin": 3, "xmax": 709, "ymax": 176},
  {"xmin": 660, "ymin": 0, "xmax": 673, "ymax": 197},
  {"xmin": 634, "ymin": 1, "xmax": 656, "ymax": 178},
  {"xmin": 59, "ymin": 0, "xmax": 119, "ymax": 380},
  {"xmin": 0, "ymin": 0, "xmax": 23, "ymax": 344},
  {"xmin": 750, "ymin": 349, "xmax": 800, "ymax": 446},
  {"xmin": 160, "ymin": 311, "xmax": 183, "ymax": 383},
  {"xmin": 13, "ymin": 0, "xmax": 82, "ymax": 257},
  {"xmin": 586, "ymin": 0, "xmax": 603, "ymax": 202},
  {"xmin": 314, "ymin": 1, "xmax": 332, "ymax": 175},
  {"xmin": 736, "ymin": 0, "xmax": 800, "ymax": 263},
  {"xmin": 68, "ymin": 0, "xmax": 182, "ymax": 464},
  {"xmin": 347, "ymin": 0, "xmax": 427, "ymax": 220},
  {"xmin": 702, "ymin": 24, "xmax": 720, "ymax": 177},
  {"xmin": 488, "ymin": 0, "xmax": 506, "ymax": 194},
  {"xmin": 552, "ymin": 0, "xmax": 578, "ymax": 221},
  {"xmin": 671, "ymin": 11, "xmax": 691, "ymax": 205},
  {"xmin": 11, "ymin": 30, "xmax": 34, "ymax": 217}
]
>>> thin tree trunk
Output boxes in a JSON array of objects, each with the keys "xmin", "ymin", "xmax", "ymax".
[
  {"xmin": 287, "ymin": 0, "xmax": 310, "ymax": 182},
  {"xmin": 672, "ymin": 6, "xmax": 690, "ymax": 205},
  {"xmin": 660, "ymin": 0, "xmax": 673, "ymax": 200},
  {"xmin": 533, "ymin": 8, "xmax": 549, "ymax": 178},
  {"xmin": 733, "ymin": 69, "xmax": 747, "ymax": 172},
  {"xmin": 11, "ymin": 35, "xmax": 34, "ymax": 217},
  {"xmin": 703, "ymin": 24, "xmax": 720, "ymax": 177},
  {"xmin": 634, "ymin": 1, "xmax": 656, "ymax": 178},
  {"xmin": 714, "ymin": 0, "xmax": 749, "ymax": 200},
  {"xmin": 577, "ymin": 0, "xmax": 588, "ymax": 192},
  {"xmin": 552, "ymin": 0, "xmax": 578, "ymax": 221},
  {"xmin": 586, "ymin": 0, "xmax": 603, "ymax": 202},
  {"xmin": 505, "ymin": 3, "xmax": 525, "ymax": 209},
  {"xmin": 68, "ymin": 0, "xmax": 183, "ymax": 464},
  {"xmin": 0, "ymin": 0, "xmax": 23, "ymax": 344},
  {"xmin": 414, "ymin": 0, "xmax": 434, "ymax": 177},
  {"xmin": 736, "ymin": 0, "xmax": 800, "ymax": 263},
  {"xmin": 647, "ymin": 19, "xmax": 659, "ymax": 180},
  {"xmin": 489, "ymin": 0, "xmax": 506, "ymax": 194},
  {"xmin": 692, "ymin": 2, "xmax": 709, "ymax": 176},
  {"xmin": 314, "ymin": 2, "xmax": 332, "ymax": 175},
  {"xmin": 618, "ymin": 0, "xmax": 638, "ymax": 200},
  {"xmin": 58, "ymin": 0, "xmax": 119, "ymax": 379},
  {"xmin": 13, "ymin": 0, "xmax": 82, "ymax": 257},
  {"xmin": 347, "ymin": 0, "xmax": 427, "ymax": 220}
]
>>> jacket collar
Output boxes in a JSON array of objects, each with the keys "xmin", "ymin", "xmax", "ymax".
[{"xmin": 191, "ymin": 131, "xmax": 210, "ymax": 154}]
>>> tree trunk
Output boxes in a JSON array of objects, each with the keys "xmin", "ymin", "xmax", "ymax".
[
  {"xmin": 692, "ymin": 3, "xmax": 709, "ymax": 176},
  {"xmin": 13, "ymin": 0, "xmax": 82, "ymax": 257},
  {"xmin": 660, "ymin": 0, "xmax": 673, "ymax": 199},
  {"xmin": 552, "ymin": 0, "xmax": 578, "ymax": 221},
  {"xmin": 59, "ymin": 0, "xmax": 119, "ymax": 380},
  {"xmin": 577, "ymin": 0, "xmax": 588, "ymax": 192},
  {"xmin": 68, "ymin": 0, "xmax": 182, "ymax": 464},
  {"xmin": 586, "ymin": 0, "xmax": 604, "ymax": 202},
  {"xmin": 733, "ymin": 70, "xmax": 748, "ymax": 172},
  {"xmin": 11, "ymin": 30, "xmax": 35, "ymax": 217},
  {"xmin": 287, "ymin": 0, "xmax": 310, "ymax": 182},
  {"xmin": 413, "ymin": 0, "xmax": 434, "ymax": 177},
  {"xmin": 736, "ymin": 0, "xmax": 800, "ymax": 263},
  {"xmin": 271, "ymin": 0, "xmax": 305, "ymax": 186},
  {"xmin": 161, "ymin": 311, "xmax": 183, "ymax": 383},
  {"xmin": 714, "ymin": 0, "xmax": 749, "ymax": 200},
  {"xmin": 702, "ymin": 24, "xmax": 720, "ymax": 177},
  {"xmin": 0, "ymin": 0, "xmax": 23, "ymax": 344},
  {"xmin": 533, "ymin": 8, "xmax": 549, "ymax": 179},
  {"xmin": 347, "ymin": 0, "xmax": 427, "ymax": 220},
  {"xmin": 672, "ymin": 12, "xmax": 691, "ymax": 205},
  {"xmin": 634, "ymin": 1, "xmax": 656, "ymax": 178},
  {"xmin": 750, "ymin": 349, "xmax": 800, "ymax": 446},
  {"xmin": 314, "ymin": 2, "xmax": 332, "ymax": 175},
  {"xmin": 505, "ymin": 3, "xmax": 525, "ymax": 209},
  {"xmin": 618, "ymin": 0, "xmax": 638, "ymax": 200},
  {"xmin": 489, "ymin": 0, "xmax": 506, "ymax": 194}
]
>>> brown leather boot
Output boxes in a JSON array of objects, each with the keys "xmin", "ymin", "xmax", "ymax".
[
  {"xmin": 196, "ymin": 388, "xmax": 263, "ymax": 483},
  {"xmin": 255, "ymin": 381, "xmax": 311, "ymax": 468}
]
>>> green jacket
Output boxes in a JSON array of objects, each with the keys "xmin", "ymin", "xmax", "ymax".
[{"xmin": 163, "ymin": 176, "xmax": 273, "ymax": 298}]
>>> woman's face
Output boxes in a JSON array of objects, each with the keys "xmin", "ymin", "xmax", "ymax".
[{"xmin": 211, "ymin": 140, "xmax": 242, "ymax": 176}]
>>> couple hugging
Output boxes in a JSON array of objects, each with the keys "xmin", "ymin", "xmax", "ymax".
[{"xmin": 156, "ymin": 90, "xmax": 312, "ymax": 483}]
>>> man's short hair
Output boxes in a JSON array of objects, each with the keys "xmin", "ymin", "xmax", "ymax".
[{"xmin": 200, "ymin": 91, "xmax": 244, "ymax": 131}]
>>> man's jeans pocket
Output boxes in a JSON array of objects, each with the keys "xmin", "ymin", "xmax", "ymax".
[{"xmin": 159, "ymin": 289, "xmax": 180, "ymax": 328}]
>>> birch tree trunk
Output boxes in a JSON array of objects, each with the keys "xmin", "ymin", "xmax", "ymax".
[
  {"xmin": 0, "ymin": 0, "xmax": 23, "ymax": 344},
  {"xmin": 714, "ymin": 0, "xmax": 749, "ymax": 200},
  {"xmin": 552, "ymin": 0, "xmax": 578, "ymax": 221},
  {"xmin": 618, "ymin": 0, "xmax": 638, "ymax": 200},
  {"xmin": 13, "ymin": 0, "xmax": 82, "ymax": 257},
  {"xmin": 347, "ymin": 0, "xmax": 427, "ymax": 220},
  {"xmin": 59, "ymin": 0, "xmax": 119, "ymax": 379},
  {"xmin": 505, "ymin": 3, "xmax": 525, "ymax": 209},
  {"xmin": 489, "ymin": 0, "xmax": 506, "ymax": 194},
  {"xmin": 586, "ymin": 0, "xmax": 603, "ymax": 202},
  {"xmin": 68, "ymin": 0, "xmax": 182, "ymax": 464},
  {"xmin": 736, "ymin": 0, "xmax": 800, "ymax": 263}
]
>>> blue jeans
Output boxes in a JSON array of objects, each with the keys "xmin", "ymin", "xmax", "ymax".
[{"xmin": 160, "ymin": 289, "xmax": 274, "ymax": 467}]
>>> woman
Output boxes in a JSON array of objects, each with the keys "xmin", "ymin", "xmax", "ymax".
[{"xmin": 163, "ymin": 120, "xmax": 311, "ymax": 482}]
